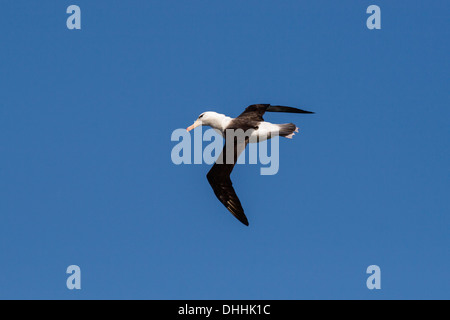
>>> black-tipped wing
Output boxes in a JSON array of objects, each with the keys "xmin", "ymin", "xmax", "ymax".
[
  {"xmin": 237, "ymin": 104, "xmax": 314, "ymax": 122},
  {"xmin": 206, "ymin": 138, "xmax": 249, "ymax": 226}
]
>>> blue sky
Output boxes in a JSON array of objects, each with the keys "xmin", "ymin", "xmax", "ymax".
[{"xmin": 0, "ymin": 1, "xmax": 449, "ymax": 299}]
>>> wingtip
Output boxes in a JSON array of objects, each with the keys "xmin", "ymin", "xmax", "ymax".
[
  {"xmin": 267, "ymin": 105, "xmax": 315, "ymax": 114},
  {"xmin": 237, "ymin": 215, "xmax": 249, "ymax": 226}
]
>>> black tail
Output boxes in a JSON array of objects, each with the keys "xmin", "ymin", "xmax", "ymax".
[
  {"xmin": 278, "ymin": 123, "xmax": 299, "ymax": 138},
  {"xmin": 267, "ymin": 105, "xmax": 314, "ymax": 114}
]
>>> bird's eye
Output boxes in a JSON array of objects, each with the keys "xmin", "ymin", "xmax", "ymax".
[{"xmin": 199, "ymin": 114, "xmax": 204, "ymax": 119}]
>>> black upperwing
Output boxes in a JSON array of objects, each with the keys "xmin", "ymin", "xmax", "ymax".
[
  {"xmin": 237, "ymin": 104, "xmax": 314, "ymax": 122},
  {"xmin": 206, "ymin": 137, "xmax": 249, "ymax": 226}
]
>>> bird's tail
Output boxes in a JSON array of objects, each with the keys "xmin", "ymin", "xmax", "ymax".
[{"xmin": 277, "ymin": 123, "xmax": 299, "ymax": 139}]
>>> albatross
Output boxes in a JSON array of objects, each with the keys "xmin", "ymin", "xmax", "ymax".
[{"xmin": 187, "ymin": 104, "xmax": 314, "ymax": 226}]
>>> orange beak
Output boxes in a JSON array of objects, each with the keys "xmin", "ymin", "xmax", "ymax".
[{"xmin": 187, "ymin": 120, "xmax": 201, "ymax": 132}]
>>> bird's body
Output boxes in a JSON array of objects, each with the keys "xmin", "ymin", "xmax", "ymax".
[
  {"xmin": 186, "ymin": 104, "xmax": 314, "ymax": 226},
  {"xmin": 190, "ymin": 111, "xmax": 300, "ymax": 142}
]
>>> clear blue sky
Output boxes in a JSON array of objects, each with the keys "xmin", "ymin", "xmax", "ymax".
[{"xmin": 0, "ymin": 1, "xmax": 449, "ymax": 299}]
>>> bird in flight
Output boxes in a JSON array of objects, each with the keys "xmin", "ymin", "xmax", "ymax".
[{"xmin": 186, "ymin": 104, "xmax": 314, "ymax": 226}]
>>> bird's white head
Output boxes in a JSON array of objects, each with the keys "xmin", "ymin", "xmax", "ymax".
[{"xmin": 186, "ymin": 111, "xmax": 225, "ymax": 132}]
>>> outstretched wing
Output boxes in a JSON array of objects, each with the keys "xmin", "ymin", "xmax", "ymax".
[
  {"xmin": 206, "ymin": 138, "xmax": 249, "ymax": 226},
  {"xmin": 237, "ymin": 104, "xmax": 314, "ymax": 122}
]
